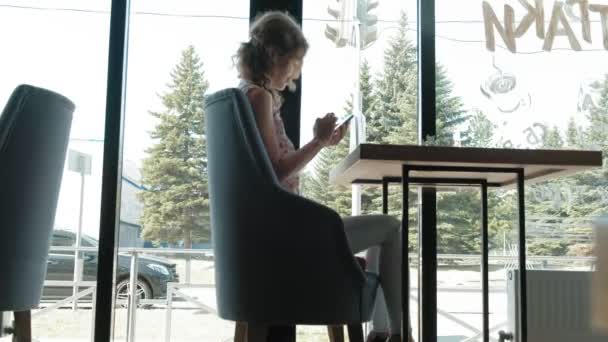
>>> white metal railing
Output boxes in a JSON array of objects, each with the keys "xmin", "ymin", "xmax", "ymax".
[
  {"xmin": 164, "ymin": 283, "xmax": 216, "ymax": 342},
  {"xmin": 37, "ymin": 246, "xmax": 595, "ymax": 341},
  {"xmin": 42, "ymin": 247, "xmax": 213, "ymax": 342},
  {"xmin": 34, "ymin": 281, "xmax": 97, "ymax": 342}
]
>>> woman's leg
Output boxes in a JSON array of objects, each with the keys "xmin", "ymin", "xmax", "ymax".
[
  {"xmin": 366, "ymin": 246, "xmax": 390, "ymax": 334},
  {"xmin": 342, "ymin": 215, "xmax": 403, "ymax": 336}
]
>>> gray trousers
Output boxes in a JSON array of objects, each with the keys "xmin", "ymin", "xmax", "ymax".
[{"xmin": 343, "ymin": 215, "xmax": 411, "ymax": 336}]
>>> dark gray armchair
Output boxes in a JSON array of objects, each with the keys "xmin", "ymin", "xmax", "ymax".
[
  {"xmin": 204, "ymin": 88, "xmax": 378, "ymax": 342},
  {"xmin": 0, "ymin": 85, "xmax": 74, "ymax": 341}
]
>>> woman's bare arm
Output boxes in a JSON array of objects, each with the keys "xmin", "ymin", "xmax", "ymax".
[{"xmin": 247, "ymin": 87, "xmax": 326, "ymax": 182}]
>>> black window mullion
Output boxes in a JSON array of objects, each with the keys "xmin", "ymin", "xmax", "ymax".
[
  {"xmin": 94, "ymin": 0, "xmax": 130, "ymax": 340},
  {"xmin": 249, "ymin": 0, "xmax": 303, "ymax": 148}
]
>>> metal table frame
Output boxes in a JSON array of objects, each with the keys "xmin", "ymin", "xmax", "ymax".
[{"xmin": 355, "ymin": 165, "xmax": 528, "ymax": 342}]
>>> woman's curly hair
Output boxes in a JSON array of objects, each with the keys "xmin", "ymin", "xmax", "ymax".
[{"xmin": 235, "ymin": 11, "xmax": 308, "ymax": 91}]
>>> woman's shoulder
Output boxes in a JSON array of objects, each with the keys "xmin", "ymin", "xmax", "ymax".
[
  {"xmin": 239, "ymin": 79, "xmax": 263, "ymax": 92},
  {"xmin": 239, "ymin": 80, "xmax": 280, "ymax": 112},
  {"xmin": 243, "ymin": 85, "xmax": 273, "ymax": 115},
  {"xmin": 240, "ymin": 81, "xmax": 270, "ymax": 99}
]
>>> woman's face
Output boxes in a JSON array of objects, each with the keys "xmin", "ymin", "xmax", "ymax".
[{"xmin": 268, "ymin": 49, "xmax": 305, "ymax": 91}]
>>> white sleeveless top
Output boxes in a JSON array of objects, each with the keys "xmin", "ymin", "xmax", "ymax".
[{"xmin": 239, "ymin": 80, "xmax": 299, "ymax": 194}]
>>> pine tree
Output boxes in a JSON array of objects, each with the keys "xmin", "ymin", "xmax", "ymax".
[
  {"xmin": 307, "ymin": 11, "xmax": 470, "ymax": 253},
  {"xmin": 371, "ymin": 12, "xmax": 417, "ymax": 145},
  {"xmin": 571, "ymin": 74, "xmax": 608, "ymax": 217},
  {"xmin": 586, "ymin": 74, "xmax": 608, "ymax": 153},
  {"xmin": 524, "ymin": 76, "xmax": 608, "ymax": 255},
  {"xmin": 305, "ymin": 142, "xmax": 352, "ymax": 216},
  {"xmin": 434, "ymin": 64, "xmax": 469, "ymax": 145},
  {"xmin": 437, "ymin": 189, "xmax": 482, "ymax": 254},
  {"xmin": 541, "ymin": 125, "xmax": 564, "ymax": 148},
  {"xmin": 139, "ymin": 46, "xmax": 210, "ymax": 248},
  {"xmin": 371, "ymin": 12, "xmax": 470, "ymax": 253},
  {"xmin": 302, "ymin": 60, "xmax": 376, "ymax": 217},
  {"xmin": 566, "ymin": 117, "xmax": 584, "ymax": 148},
  {"xmin": 461, "ymin": 110, "xmax": 495, "ymax": 148}
]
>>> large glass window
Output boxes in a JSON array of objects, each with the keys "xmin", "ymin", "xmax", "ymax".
[
  {"xmin": 0, "ymin": 1, "xmax": 110, "ymax": 340},
  {"xmin": 114, "ymin": 1, "xmax": 249, "ymax": 341},
  {"xmin": 301, "ymin": 0, "xmax": 419, "ymax": 216},
  {"xmin": 435, "ymin": 0, "xmax": 607, "ymax": 340},
  {"xmin": 301, "ymin": 0, "xmax": 419, "ymax": 339}
]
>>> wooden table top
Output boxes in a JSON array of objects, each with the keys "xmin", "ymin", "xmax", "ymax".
[{"xmin": 329, "ymin": 144, "xmax": 603, "ymax": 187}]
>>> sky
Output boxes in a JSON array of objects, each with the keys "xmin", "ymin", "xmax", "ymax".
[{"xmin": 0, "ymin": 0, "xmax": 607, "ymax": 239}]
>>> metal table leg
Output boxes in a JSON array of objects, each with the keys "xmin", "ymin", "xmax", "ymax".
[
  {"xmin": 401, "ymin": 166, "xmax": 411, "ymax": 340},
  {"xmin": 380, "ymin": 165, "xmax": 526, "ymax": 342},
  {"xmin": 481, "ymin": 181, "xmax": 489, "ymax": 342},
  {"xmin": 382, "ymin": 178, "xmax": 389, "ymax": 215},
  {"xmin": 517, "ymin": 169, "xmax": 527, "ymax": 342}
]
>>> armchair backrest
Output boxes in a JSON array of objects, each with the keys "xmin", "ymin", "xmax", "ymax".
[{"xmin": 0, "ymin": 85, "xmax": 74, "ymax": 311}]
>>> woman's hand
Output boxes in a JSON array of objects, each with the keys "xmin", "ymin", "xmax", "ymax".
[
  {"xmin": 327, "ymin": 122, "xmax": 348, "ymax": 146},
  {"xmin": 313, "ymin": 113, "xmax": 337, "ymax": 146}
]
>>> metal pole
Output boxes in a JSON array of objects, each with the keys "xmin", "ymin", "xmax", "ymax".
[
  {"xmin": 503, "ymin": 231, "xmax": 507, "ymax": 256},
  {"xmin": 351, "ymin": 0, "xmax": 364, "ymax": 217},
  {"xmin": 352, "ymin": 185, "xmax": 362, "ymax": 216},
  {"xmin": 73, "ymin": 168, "xmax": 86, "ymax": 310},
  {"xmin": 126, "ymin": 251, "xmax": 139, "ymax": 342},
  {"xmin": 352, "ymin": 1, "xmax": 364, "ymax": 146},
  {"xmin": 185, "ymin": 259, "xmax": 191, "ymax": 284},
  {"xmin": 481, "ymin": 182, "xmax": 489, "ymax": 342},
  {"xmin": 401, "ymin": 165, "xmax": 410, "ymax": 340},
  {"xmin": 90, "ymin": 288, "xmax": 97, "ymax": 342},
  {"xmin": 517, "ymin": 170, "xmax": 528, "ymax": 342},
  {"xmin": 164, "ymin": 285, "xmax": 173, "ymax": 342}
]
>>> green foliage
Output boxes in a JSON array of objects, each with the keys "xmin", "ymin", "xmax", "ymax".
[
  {"xmin": 301, "ymin": 60, "xmax": 378, "ymax": 216},
  {"xmin": 139, "ymin": 46, "xmax": 210, "ymax": 248},
  {"xmin": 541, "ymin": 125, "xmax": 564, "ymax": 148},
  {"xmin": 305, "ymin": 11, "xmax": 473, "ymax": 253},
  {"xmin": 305, "ymin": 136, "xmax": 352, "ymax": 217},
  {"xmin": 567, "ymin": 243, "xmax": 593, "ymax": 257},
  {"xmin": 528, "ymin": 241, "xmax": 569, "ymax": 256},
  {"xmin": 461, "ymin": 110, "xmax": 496, "ymax": 148},
  {"xmin": 369, "ymin": 12, "xmax": 417, "ymax": 145}
]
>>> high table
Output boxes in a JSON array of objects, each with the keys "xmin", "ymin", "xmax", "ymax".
[{"xmin": 330, "ymin": 144, "xmax": 602, "ymax": 342}]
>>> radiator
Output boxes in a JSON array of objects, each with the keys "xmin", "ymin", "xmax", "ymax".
[{"xmin": 507, "ymin": 270, "xmax": 608, "ymax": 342}]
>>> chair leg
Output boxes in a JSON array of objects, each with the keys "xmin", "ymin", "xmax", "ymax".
[
  {"xmin": 347, "ymin": 324, "xmax": 364, "ymax": 342},
  {"xmin": 246, "ymin": 323, "xmax": 268, "ymax": 342},
  {"xmin": 234, "ymin": 321, "xmax": 247, "ymax": 342},
  {"xmin": 13, "ymin": 310, "xmax": 32, "ymax": 342},
  {"xmin": 327, "ymin": 325, "xmax": 344, "ymax": 342}
]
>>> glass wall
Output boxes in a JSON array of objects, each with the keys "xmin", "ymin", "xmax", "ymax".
[
  {"xmin": 113, "ymin": 0, "xmax": 249, "ymax": 341},
  {"xmin": 435, "ymin": 0, "xmax": 607, "ymax": 340},
  {"xmin": 0, "ymin": 1, "xmax": 110, "ymax": 340},
  {"xmin": 5, "ymin": 0, "xmax": 604, "ymax": 340},
  {"xmin": 300, "ymin": 0, "xmax": 419, "ymax": 339}
]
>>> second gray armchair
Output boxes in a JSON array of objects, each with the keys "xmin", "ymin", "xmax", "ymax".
[{"xmin": 0, "ymin": 85, "xmax": 74, "ymax": 341}]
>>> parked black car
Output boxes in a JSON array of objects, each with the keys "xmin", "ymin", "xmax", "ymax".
[{"xmin": 43, "ymin": 230, "xmax": 179, "ymax": 303}]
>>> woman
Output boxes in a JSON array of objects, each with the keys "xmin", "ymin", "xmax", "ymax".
[{"xmin": 234, "ymin": 11, "xmax": 414, "ymax": 342}]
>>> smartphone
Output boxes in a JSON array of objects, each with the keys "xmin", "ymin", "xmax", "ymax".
[{"xmin": 334, "ymin": 114, "xmax": 354, "ymax": 130}]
